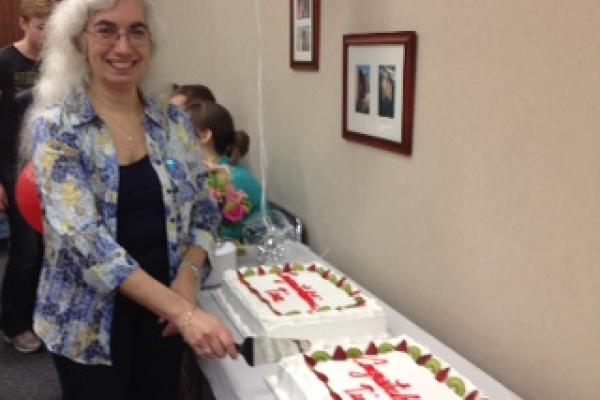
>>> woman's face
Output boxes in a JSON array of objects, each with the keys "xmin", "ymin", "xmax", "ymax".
[{"xmin": 82, "ymin": 0, "xmax": 151, "ymax": 92}]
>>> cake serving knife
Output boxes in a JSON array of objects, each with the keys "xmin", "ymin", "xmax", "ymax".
[{"xmin": 236, "ymin": 337, "xmax": 312, "ymax": 366}]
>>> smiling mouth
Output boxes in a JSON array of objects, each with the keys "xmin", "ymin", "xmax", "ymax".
[{"xmin": 107, "ymin": 60, "xmax": 139, "ymax": 71}]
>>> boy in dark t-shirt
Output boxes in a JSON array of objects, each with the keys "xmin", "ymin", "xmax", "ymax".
[
  {"xmin": 0, "ymin": 44, "xmax": 39, "ymax": 182},
  {"xmin": 0, "ymin": 0, "xmax": 57, "ymax": 355}
]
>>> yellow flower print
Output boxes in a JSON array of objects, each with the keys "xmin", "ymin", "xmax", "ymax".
[{"xmin": 60, "ymin": 181, "xmax": 82, "ymax": 208}]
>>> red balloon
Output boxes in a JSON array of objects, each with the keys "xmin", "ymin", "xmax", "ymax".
[{"xmin": 15, "ymin": 162, "xmax": 43, "ymax": 234}]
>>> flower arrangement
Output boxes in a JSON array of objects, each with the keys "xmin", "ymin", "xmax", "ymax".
[{"xmin": 206, "ymin": 167, "xmax": 252, "ymax": 224}]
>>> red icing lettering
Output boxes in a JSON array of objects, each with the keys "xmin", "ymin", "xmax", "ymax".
[
  {"xmin": 267, "ymin": 291, "xmax": 284, "ymax": 302},
  {"xmin": 355, "ymin": 357, "xmax": 389, "ymax": 366},
  {"xmin": 344, "ymin": 383, "xmax": 375, "ymax": 396},
  {"xmin": 266, "ymin": 287, "xmax": 290, "ymax": 303},
  {"xmin": 279, "ymin": 273, "xmax": 320, "ymax": 310},
  {"xmin": 348, "ymin": 395, "xmax": 365, "ymax": 400},
  {"xmin": 345, "ymin": 361, "xmax": 421, "ymax": 400}
]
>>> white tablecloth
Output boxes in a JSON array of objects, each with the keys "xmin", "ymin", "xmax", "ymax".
[{"xmin": 197, "ymin": 241, "xmax": 521, "ymax": 399}]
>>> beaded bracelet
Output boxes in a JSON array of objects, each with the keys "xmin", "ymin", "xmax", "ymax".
[
  {"xmin": 182, "ymin": 260, "xmax": 202, "ymax": 279},
  {"xmin": 179, "ymin": 309, "xmax": 195, "ymax": 329}
]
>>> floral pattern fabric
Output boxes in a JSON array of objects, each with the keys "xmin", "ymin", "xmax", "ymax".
[{"xmin": 31, "ymin": 89, "xmax": 220, "ymax": 365}]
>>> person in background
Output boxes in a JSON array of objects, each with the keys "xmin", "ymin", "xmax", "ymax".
[
  {"xmin": 185, "ymin": 101, "xmax": 263, "ymax": 241},
  {"xmin": 20, "ymin": 0, "xmax": 237, "ymax": 398},
  {"xmin": 170, "ymin": 83, "xmax": 216, "ymax": 109},
  {"xmin": 0, "ymin": 0, "xmax": 57, "ymax": 355}
]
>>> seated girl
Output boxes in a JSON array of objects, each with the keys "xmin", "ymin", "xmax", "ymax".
[{"xmin": 185, "ymin": 101, "xmax": 263, "ymax": 241}]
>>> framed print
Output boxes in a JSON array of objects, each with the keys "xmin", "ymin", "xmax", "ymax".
[
  {"xmin": 343, "ymin": 32, "xmax": 417, "ymax": 155},
  {"xmin": 290, "ymin": 0, "xmax": 320, "ymax": 70}
]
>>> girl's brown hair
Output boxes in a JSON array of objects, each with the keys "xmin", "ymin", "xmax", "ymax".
[{"xmin": 186, "ymin": 101, "xmax": 249, "ymax": 164}]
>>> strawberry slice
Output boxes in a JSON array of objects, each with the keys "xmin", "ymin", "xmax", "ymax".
[
  {"xmin": 417, "ymin": 354, "xmax": 432, "ymax": 365},
  {"xmin": 436, "ymin": 367, "xmax": 450, "ymax": 382},
  {"xmin": 336, "ymin": 277, "xmax": 347, "ymax": 288},
  {"xmin": 303, "ymin": 355, "xmax": 316, "ymax": 367},
  {"xmin": 257, "ymin": 266, "xmax": 266, "ymax": 275},
  {"xmin": 465, "ymin": 390, "xmax": 480, "ymax": 400},
  {"xmin": 365, "ymin": 342, "xmax": 378, "ymax": 355},
  {"xmin": 332, "ymin": 346, "xmax": 347, "ymax": 360},
  {"xmin": 314, "ymin": 371, "xmax": 328, "ymax": 383},
  {"xmin": 308, "ymin": 264, "xmax": 317, "ymax": 272},
  {"xmin": 283, "ymin": 264, "xmax": 292, "ymax": 273},
  {"xmin": 322, "ymin": 270, "xmax": 330, "ymax": 279},
  {"xmin": 330, "ymin": 392, "xmax": 342, "ymax": 400},
  {"xmin": 396, "ymin": 339, "xmax": 408, "ymax": 352}
]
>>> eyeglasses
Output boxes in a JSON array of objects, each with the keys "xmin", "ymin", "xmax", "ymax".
[{"xmin": 84, "ymin": 25, "xmax": 151, "ymax": 48}]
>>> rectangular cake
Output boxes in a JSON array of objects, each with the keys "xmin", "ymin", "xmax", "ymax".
[
  {"xmin": 213, "ymin": 262, "xmax": 387, "ymax": 341},
  {"xmin": 268, "ymin": 335, "xmax": 490, "ymax": 400}
]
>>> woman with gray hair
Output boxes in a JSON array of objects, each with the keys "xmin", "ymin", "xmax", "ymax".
[{"xmin": 22, "ymin": 0, "xmax": 237, "ymax": 398}]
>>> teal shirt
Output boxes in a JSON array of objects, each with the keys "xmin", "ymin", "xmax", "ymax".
[{"xmin": 218, "ymin": 156, "xmax": 263, "ymax": 240}]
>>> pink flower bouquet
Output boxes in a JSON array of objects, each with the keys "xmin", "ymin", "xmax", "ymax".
[{"xmin": 207, "ymin": 169, "xmax": 252, "ymax": 224}]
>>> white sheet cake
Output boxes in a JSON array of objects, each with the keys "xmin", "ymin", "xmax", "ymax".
[
  {"xmin": 267, "ymin": 335, "xmax": 491, "ymax": 400},
  {"xmin": 214, "ymin": 262, "xmax": 387, "ymax": 341}
]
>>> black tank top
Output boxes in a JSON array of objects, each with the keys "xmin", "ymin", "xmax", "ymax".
[{"xmin": 116, "ymin": 155, "xmax": 170, "ymax": 285}]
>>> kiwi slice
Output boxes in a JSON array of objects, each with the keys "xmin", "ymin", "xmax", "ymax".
[
  {"xmin": 346, "ymin": 348, "xmax": 363, "ymax": 359},
  {"xmin": 316, "ymin": 266, "xmax": 326, "ymax": 274},
  {"xmin": 269, "ymin": 266, "xmax": 282, "ymax": 273},
  {"xmin": 407, "ymin": 345, "xmax": 421, "ymax": 361},
  {"xmin": 377, "ymin": 342, "xmax": 395, "ymax": 354},
  {"xmin": 329, "ymin": 275, "xmax": 338, "ymax": 284},
  {"xmin": 317, "ymin": 306, "xmax": 332, "ymax": 312},
  {"xmin": 342, "ymin": 283, "xmax": 353, "ymax": 295},
  {"xmin": 425, "ymin": 358, "xmax": 442, "ymax": 374},
  {"xmin": 292, "ymin": 263, "xmax": 305, "ymax": 271},
  {"xmin": 311, "ymin": 351, "xmax": 331, "ymax": 362},
  {"xmin": 243, "ymin": 269, "xmax": 256, "ymax": 277},
  {"xmin": 446, "ymin": 377, "xmax": 466, "ymax": 396},
  {"xmin": 285, "ymin": 310, "xmax": 301, "ymax": 316}
]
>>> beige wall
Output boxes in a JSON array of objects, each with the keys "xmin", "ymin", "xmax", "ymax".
[{"xmin": 154, "ymin": 1, "xmax": 600, "ymax": 398}]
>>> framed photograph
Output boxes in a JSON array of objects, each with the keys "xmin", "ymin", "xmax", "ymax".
[
  {"xmin": 343, "ymin": 32, "xmax": 417, "ymax": 155},
  {"xmin": 290, "ymin": 0, "xmax": 320, "ymax": 70}
]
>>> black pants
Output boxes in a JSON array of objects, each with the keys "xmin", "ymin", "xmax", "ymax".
[
  {"xmin": 0, "ymin": 178, "xmax": 43, "ymax": 337},
  {"xmin": 53, "ymin": 294, "xmax": 184, "ymax": 400}
]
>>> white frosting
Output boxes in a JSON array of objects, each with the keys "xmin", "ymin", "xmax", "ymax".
[
  {"xmin": 215, "ymin": 263, "xmax": 387, "ymax": 341},
  {"xmin": 268, "ymin": 335, "xmax": 489, "ymax": 400}
]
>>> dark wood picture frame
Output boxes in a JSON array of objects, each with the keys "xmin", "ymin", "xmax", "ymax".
[
  {"xmin": 342, "ymin": 32, "xmax": 417, "ymax": 155},
  {"xmin": 290, "ymin": 0, "xmax": 320, "ymax": 70}
]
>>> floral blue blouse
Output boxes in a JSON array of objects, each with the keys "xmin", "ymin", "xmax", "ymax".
[{"xmin": 31, "ymin": 89, "xmax": 220, "ymax": 365}]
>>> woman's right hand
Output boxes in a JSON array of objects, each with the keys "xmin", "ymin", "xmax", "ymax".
[{"xmin": 177, "ymin": 308, "xmax": 238, "ymax": 360}]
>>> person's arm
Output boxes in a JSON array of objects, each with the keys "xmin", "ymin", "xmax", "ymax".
[
  {"xmin": 0, "ymin": 183, "xmax": 7, "ymax": 210},
  {"xmin": 33, "ymin": 118, "xmax": 139, "ymax": 294},
  {"xmin": 119, "ymin": 268, "xmax": 236, "ymax": 359},
  {"xmin": 157, "ymin": 245, "xmax": 208, "ymax": 337}
]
